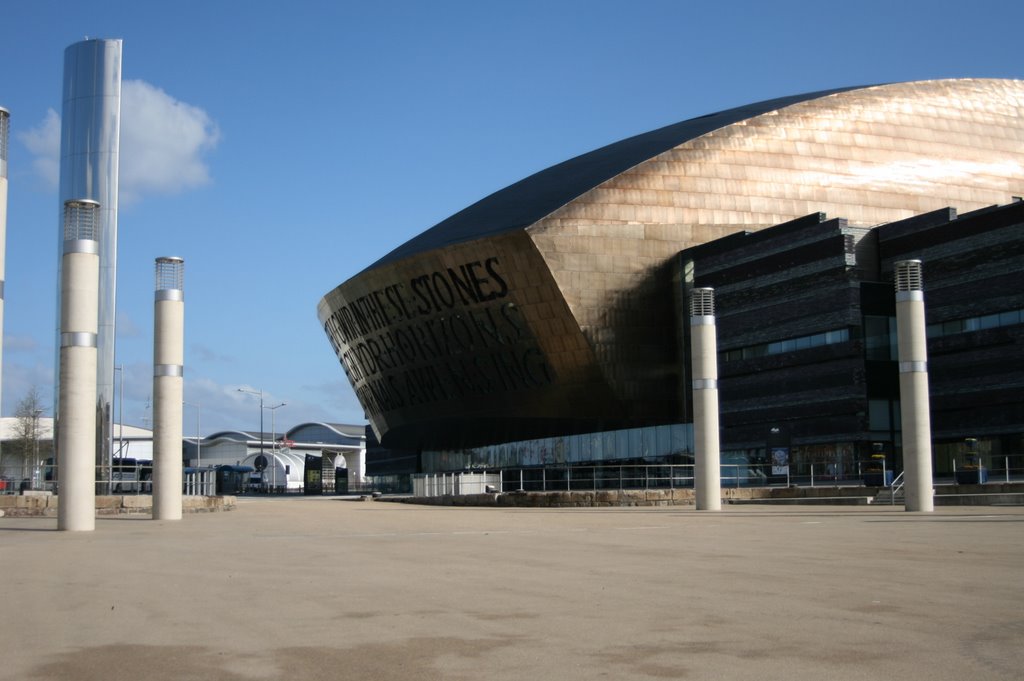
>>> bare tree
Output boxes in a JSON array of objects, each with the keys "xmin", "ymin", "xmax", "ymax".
[{"xmin": 13, "ymin": 387, "xmax": 45, "ymax": 489}]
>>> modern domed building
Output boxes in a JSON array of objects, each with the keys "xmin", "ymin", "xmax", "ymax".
[{"xmin": 319, "ymin": 79, "xmax": 1024, "ymax": 481}]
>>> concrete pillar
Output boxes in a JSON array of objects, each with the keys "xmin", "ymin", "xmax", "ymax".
[
  {"xmin": 153, "ymin": 257, "xmax": 184, "ymax": 520},
  {"xmin": 57, "ymin": 200, "xmax": 101, "ymax": 532},
  {"xmin": 895, "ymin": 260, "xmax": 934, "ymax": 512},
  {"xmin": 347, "ymin": 448, "xmax": 366, "ymax": 486},
  {"xmin": 690, "ymin": 288, "xmax": 721, "ymax": 511},
  {"xmin": 0, "ymin": 107, "xmax": 8, "ymax": 427}
]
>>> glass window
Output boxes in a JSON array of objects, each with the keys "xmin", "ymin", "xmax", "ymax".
[
  {"xmin": 979, "ymin": 313, "xmax": 1000, "ymax": 329},
  {"xmin": 570, "ymin": 434, "xmax": 582, "ymax": 463},
  {"xmin": 655, "ymin": 425, "xmax": 672, "ymax": 458},
  {"xmin": 943, "ymin": 320, "xmax": 963, "ymax": 335},
  {"xmin": 600, "ymin": 430, "xmax": 614, "ymax": 461},
  {"xmin": 641, "ymin": 427, "xmax": 656, "ymax": 460},
  {"xmin": 614, "ymin": 428, "xmax": 630, "ymax": 458},
  {"xmin": 868, "ymin": 400, "xmax": 891, "ymax": 431},
  {"xmin": 628, "ymin": 427, "xmax": 642, "ymax": 460},
  {"xmin": 671, "ymin": 423, "xmax": 691, "ymax": 456},
  {"xmin": 999, "ymin": 310, "xmax": 1020, "ymax": 326},
  {"xmin": 864, "ymin": 316, "xmax": 895, "ymax": 360}
]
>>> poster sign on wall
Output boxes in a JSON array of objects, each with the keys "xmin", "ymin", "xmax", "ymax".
[{"xmin": 771, "ymin": 447, "xmax": 790, "ymax": 475}]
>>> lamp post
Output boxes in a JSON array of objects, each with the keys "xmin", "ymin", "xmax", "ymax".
[
  {"xmin": 183, "ymin": 400, "xmax": 202, "ymax": 467},
  {"xmin": 237, "ymin": 387, "xmax": 264, "ymax": 460},
  {"xmin": 31, "ymin": 408, "xmax": 43, "ymax": 489},
  {"xmin": 265, "ymin": 402, "xmax": 285, "ymax": 490},
  {"xmin": 113, "ymin": 364, "xmax": 124, "ymax": 463}
]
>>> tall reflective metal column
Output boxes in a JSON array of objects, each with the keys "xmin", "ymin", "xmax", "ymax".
[
  {"xmin": 56, "ymin": 39, "xmax": 122, "ymax": 475},
  {"xmin": 0, "ymin": 107, "xmax": 9, "ymax": 425}
]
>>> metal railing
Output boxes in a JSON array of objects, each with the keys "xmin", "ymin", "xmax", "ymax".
[
  {"xmin": 951, "ymin": 455, "xmax": 1024, "ymax": 484},
  {"xmin": 413, "ymin": 456, "xmax": 1024, "ymax": 498},
  {"xmin": 416, "ymin": 464, "xmax": 797, "ymax": 497},
  {"xmin": 2, "ymin": 465, "xmax": 218, "ymax": 496}
]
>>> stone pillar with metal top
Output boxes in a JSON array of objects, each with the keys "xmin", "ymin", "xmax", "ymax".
[
  {"xmin": 57, "ymin": 200, "xmax": 101, "ymax": 531},
  {"xmin": 153, "ymin": 257, "xmax": 184, "ymax": 520},
  {"xmin": 895, "ymin": 260, "xmax": 934, "ymax": 512},
  {"xmin": 690, "ymin": 287, "xmax": 721, "ymax": 511}
]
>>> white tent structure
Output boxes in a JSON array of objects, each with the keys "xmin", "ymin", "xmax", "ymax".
[{"xmin": 241, "ymin": 449, "xmax": 306, "ymax": 492}]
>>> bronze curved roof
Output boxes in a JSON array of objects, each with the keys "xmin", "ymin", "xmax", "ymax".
[
  {"xmin": 324, "ymin": 79, "xmax": 1024, "ymax": 449},
  {"xmin": 368, "ymin": 86, "xmax": 862, "ymax": 270}
]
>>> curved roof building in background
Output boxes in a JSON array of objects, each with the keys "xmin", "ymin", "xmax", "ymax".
[{"xmin": 319, "ymin": 79, "xmax": 1024, "ymax": 451}]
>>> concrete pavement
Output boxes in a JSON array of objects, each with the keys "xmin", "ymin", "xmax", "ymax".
[{"xmin": 1, "ymin": 498, "xmax": 1022, "ymax": 680}]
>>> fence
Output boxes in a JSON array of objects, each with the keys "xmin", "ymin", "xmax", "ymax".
[
  {"xmin": 413, "ymin": 472, "xmax": 501, "ymax": 497},
  {"xmin": 951, "ymin": 454, "xmax": 1024, "ymax": 484},
  {"xmin": 1, "ymin": 464, "xmax": 217, "ymax": 496},
  {"xmin": 414, "ymin": 457, "xmax": 1024, "ymax": 497}
]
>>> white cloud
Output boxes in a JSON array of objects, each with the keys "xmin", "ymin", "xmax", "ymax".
[
  {"xmin": 120, "ymin": 80, "xmax": 220, "ymax": 202},
  {"xmin": 17, "ymin": 80, "xmax": 220, "ymax": 203},
  {"xmin": 17, "ymin": 108, "xmax": 61, "ymax": 187}
]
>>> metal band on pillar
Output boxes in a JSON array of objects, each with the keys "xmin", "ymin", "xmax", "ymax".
[
  {"xmin": 57, "ymin": 199, "xmax": 101, "ymax": 531},
  {"xmin": 894, "ymin": 259, "xmax": 934, "ymax": 512},
  {"xmin": 152, "ymin": 256, "xmax": 185, "ymax": 520},
  {"xmin": 689, "ymin": 287, "xmax": 721, "ymax": 511}
]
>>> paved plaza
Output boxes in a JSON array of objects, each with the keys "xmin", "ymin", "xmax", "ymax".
[{"xmin": 1, "ymin": 499, "xmax": 1022, "ymax": 680}]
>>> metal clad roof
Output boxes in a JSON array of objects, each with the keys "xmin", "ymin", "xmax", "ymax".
[{"xmin": 365, "ymin": 86, "xmax": 862, "ymax": 271}]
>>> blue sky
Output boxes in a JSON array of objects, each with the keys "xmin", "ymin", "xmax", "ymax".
[{"xmin": 1, "ymin": 0, "xmax": 1021, "ymax": 436}]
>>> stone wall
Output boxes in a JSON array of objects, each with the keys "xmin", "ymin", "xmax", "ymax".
[
  {"xmin": 389, "ymin": 483, "xmax": 1024, "ymax": 507},
  {"xmin": 0, "ymin": 493, "xmax": 236, "ymax": 517},
  {"xmin": 389, "ymin": 485, "xmax": 880, "ymax": 507}
]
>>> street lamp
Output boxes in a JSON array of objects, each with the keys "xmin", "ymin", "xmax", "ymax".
[
  {"xmin": 31, "ymin": 408, "xmax": 43, "ymax": 490},
  {"xmin": 237, "ymin": 387, "xmax": 264, "ymax": 461},
  {"xmin": 183, "ymin": 400, "xmax": 202, "ymax": 467},
  {"xmin": 237, "ymin": 387, "xmax": 266, "ymax": 489},
  {"xmin": 113, "ymin": 364, "xmax": 124, "ymax": 463},
  {"xmin": 265, "ymin": 402, "xmax": 285, "ymax": 490}
]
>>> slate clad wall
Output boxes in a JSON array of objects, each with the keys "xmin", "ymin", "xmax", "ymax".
[
  {"xmin": 683, "ymin": 214, "xmax": 875, "ymax": 449},
  {"xmin": 878, "ymin": 201, "xmax": 1024, "ymax": 440}
]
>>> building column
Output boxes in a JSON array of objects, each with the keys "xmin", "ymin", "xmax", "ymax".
[
  {"xmin": 347, "ymin": 448, "xmax": 366, "ymax": 486},
  {"xmin": 153, "ymin": 257, "xmax": 184, "ymax": 520},
  {"xmin": 690, "ymin": 287, "xmax": 721, "ymax": 511},
  {"xmin": 57, "ymin": 200, "xmax": 101, "ymax": 531},
  {"xmin": 895, "ymin": 260, "xmax": 934, "ymax": 512}
]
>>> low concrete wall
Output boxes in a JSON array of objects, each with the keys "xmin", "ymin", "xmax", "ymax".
[
  {"xmin": 0, "ymin": 493, "xmax": 236, "ymax": 517},
  {"xmin": 390, "ymin": 486, "xmax": 876, "ymax": 508},
  {"xmin": 935, "ymin": 482, "xmax": 1024, "ymax": 506},
  {"xmin": 389, "ymin": 482, "xmax": 1024, "ymax": 508}
]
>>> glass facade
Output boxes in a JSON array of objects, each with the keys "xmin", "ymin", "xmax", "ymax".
[
  {"xmin": 864, "ymin": 315, "xmax": 898, "ymax": 360},
  {"xmin": 926, "ymin": 308, "xmax": 1023, "ymax": 338},
  {"xmin": 721, "ymin": 328, "xmax": 850, "ymax": 363},
  {"xmin": 422, "ymin": 422, "xmax": 693, "ymax": 473}
]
